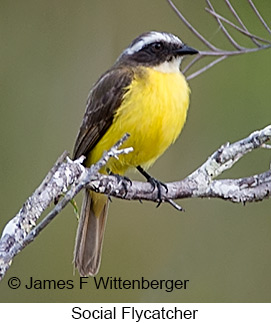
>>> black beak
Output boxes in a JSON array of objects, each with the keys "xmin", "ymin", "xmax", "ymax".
[{"xmin": 174, "ymin": 44, "xmax": 198, "ymax": 55}]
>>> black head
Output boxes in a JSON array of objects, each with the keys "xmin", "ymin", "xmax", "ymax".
[{"xmin": 117, "ymin": 31, "xmax": 198, "ymax": 68}]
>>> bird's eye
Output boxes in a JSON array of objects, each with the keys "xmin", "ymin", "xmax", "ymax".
[{"xmin": 151, "ymin": 42, "xmax": 163, "ymax": 52}]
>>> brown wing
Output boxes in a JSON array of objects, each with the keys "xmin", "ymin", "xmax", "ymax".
[{"xmin": 73, "ymin": 66, "xmax": 134, "ymax": 160}]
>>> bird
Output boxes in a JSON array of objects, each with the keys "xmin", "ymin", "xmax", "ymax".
[{"xmin": 73, "ymin": 31, "xmax": 198, "ymax": 276}]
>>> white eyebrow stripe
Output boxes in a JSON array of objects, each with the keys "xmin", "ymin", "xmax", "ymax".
[{"xmin": 123, "ymin": 32, "xmax": 183, "ymax": 56}]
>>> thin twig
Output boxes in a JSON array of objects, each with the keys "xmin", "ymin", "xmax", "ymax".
[
  {"xmin": 199, "ymin": 45, "xmax": 271, "ymax": 56},
  {"xmin": 248, "ymin": 0, "xmax": 271, "ymax": 34},
  {"xmin": 225, "ymin": 0, "xmax": 261, "ymax": 47},
  {"xmin": 168, "ymin": 0, "xmax": 271, "ymax": 78},
  {"xmin": 206, "ymin": 8, "xmax": 271, "ymax": 44},
  {"xmin": 206, "ymin": 0, "xmax": 244, "ymax": 50},
  {"xmin": 167, "ymin": 0, "xmax": 220, "ymax": 51},
  {"xmin": 182, "ymin": 54, "xmax": 201, "ymax": 75},
  {"xmin": 187, "ymin": 55, "xmax": 227, "ymax": 80}
]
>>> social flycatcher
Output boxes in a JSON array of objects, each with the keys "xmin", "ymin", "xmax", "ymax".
[{"xmin": 73, "ymin": 31, "xmax": 198, "ymax": 276}]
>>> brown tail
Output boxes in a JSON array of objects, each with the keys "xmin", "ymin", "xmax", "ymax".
[{"xmin": 73, "ymin": 189, "xmax": 108, "ymax": 276}]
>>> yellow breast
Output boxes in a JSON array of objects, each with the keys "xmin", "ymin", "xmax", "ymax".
[{"xmin": 89, "ymin": 66, "xmax": 190, "ymax": 174}]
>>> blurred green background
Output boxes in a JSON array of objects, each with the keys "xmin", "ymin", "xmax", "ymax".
[{"xmin": 0, "ymin": 0, "xmax": 271, "ymax": 302}]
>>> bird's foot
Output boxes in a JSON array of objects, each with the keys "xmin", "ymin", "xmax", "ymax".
[
  {"xmin": 136, "ymin": 165, "xmax": 184, "ymax": 211},
  {"xmin": 107, "ymin": 169, "xmax": 132, "ymax": 198},
  {"xmin": 136, "ymin": 165, "xmax": 168, "ymax": 207}
]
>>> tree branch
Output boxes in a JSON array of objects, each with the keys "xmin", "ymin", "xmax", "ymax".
[
  {"xmin": 0, "ymin": 134, "xmax": 132, "ymax": 280},
  {"xmin": 1, "ymin": 126, "xmax": 271, "ymax": 280}
]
